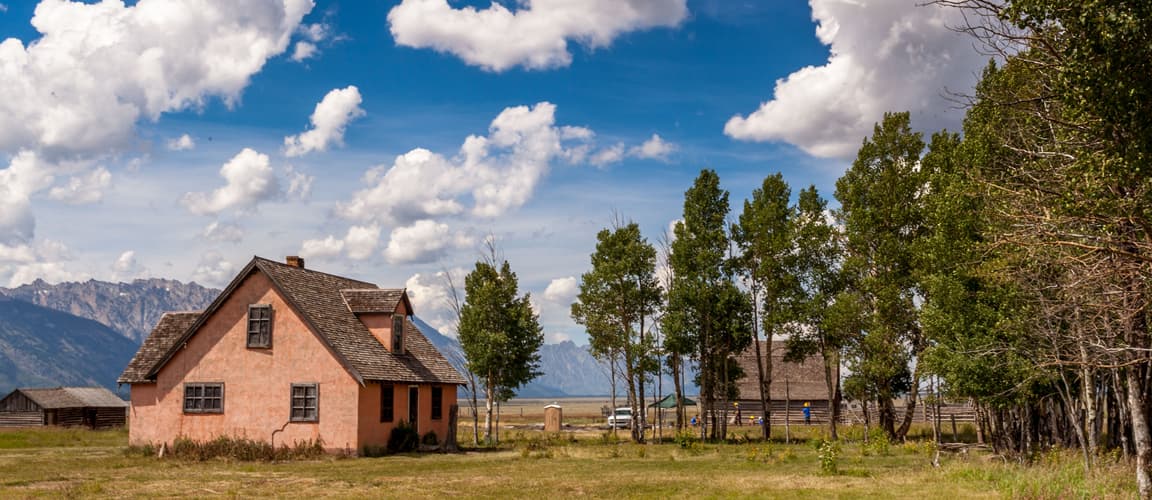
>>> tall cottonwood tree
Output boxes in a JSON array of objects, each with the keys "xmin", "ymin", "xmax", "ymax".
[
  {"xmin": 731, "ymin": 173, "xmax": 798, "ymax": 439},
  {"xmin": 835, "ymin": 111, "xmax": 927, "ymax": 442},
  {"xmin": 571, "ymin": 220, "xmax": 662, "ymax": 443},
  {"xmin": 785, "ymin": 185, "xmax": 846, "ymax": 440},
  {"xmin": 458, "ymin": 258, "xmax": 544, "ymax": 444},
  {"xmin": 663, "ymin": 169, "xmax": 739, "ymax": 440}
]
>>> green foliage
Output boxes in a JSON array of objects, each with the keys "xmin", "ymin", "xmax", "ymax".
[
  {"xmin": 672, "ymin": 429, "xmax": 699, "ymax": 449},
  {"xmin": 421, "ymin": 430, "xmax": 440, "ymax": 447},
  {"xmin": 387, "ymin": 421, "xmax": 419, "ymax": 454},
  {"xmin": 571, "ymin": 220, "xmax": 662, "ymax": 442},
  {"xmin": 834, "ymin": 111, "xmax": 927, "ymax": 440},
  {"xmin": 458, "ymin": 256, "xmax": 544, "ymax": 442},
  {"xmin": 817, "ymin": 439, "xmax": 840, "ymax": 474},
  {"xmin": 860, "ymin": 428, "xmax": 890, "ymax": 457},
  {"xmin": 663, "ymin": 169, "xmax": 746, "ymax": 439}
]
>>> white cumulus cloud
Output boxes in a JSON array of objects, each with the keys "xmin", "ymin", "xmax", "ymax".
[
  {"xmin": 723, "ymin": 0, "xmax": 985, "ymax": 159},
  {"xmin": 543, "ymin": 276, "xmax": 578, "ymax": 303},
  {"xmin": 47, "ymin": 167, "xmax": 111, "ymax": 204},
  {"xmin": 284, "ymin": 85, "xmax": 365, "ymax": 157},
  {"xmin": 383, "ymin": 220, "xmax": 473, "ymax": 265},
  {"xmin": 0, "ymin": 0, "xmax": 313, "ymax": 157},
  {"xmin": 339, "ymin": 102, "xmax": 589, "ymax": 226},
  {"xmin": 629, "ymin": 133, "xmax": 676, "ymax": 161},
  {"xmin": 291, "ymin": 41, "xmax": 317, "ymax": 61},
  {"xmin": 405, "ymin": 269, "xmax": 465, "ymax": 336},
  {"xmin": 0, "ymin": 151, "xmax": 54, "ymax": 245},
  {"xmin": 387, "ymin": 0, "xmax": 688, "ymax": 71},
  {"xmin": 167, "ymin": 134, "xmax": 196, "ymax": 151},
  {"xmin": 182, "ymin": 148, "xmax": 280, "ymax": 216},
  {"xmin": 191, "ymin": 250, "xmax": 235, "ymax": 287},
  {"xmin": 111, "ymin": 249, "xmax": 147, "ymax": 281},
  {"xmin": 202, "ymin": 221, "xmax": 244, "ymax": 243},
  {"xmin": 298, "ymin": 224, "xmax": 381, "ymax": 261}
]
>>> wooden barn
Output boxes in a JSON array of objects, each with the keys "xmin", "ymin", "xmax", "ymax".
[
  {"xmin": 0, "ymin": 387, "xmax": 128, "ymax": 429},
  {"xmin": 728, "ymin": 340, "xmax": 835, "ymax": 425}
]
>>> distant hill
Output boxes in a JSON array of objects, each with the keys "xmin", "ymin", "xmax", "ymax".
[
  {"xmin": 0, "ymin": 296, "xmax": 138, "ymax": 395},
  {"xmin": 0, "ymin": 278, "xmax": 218, "ymax": 343}
]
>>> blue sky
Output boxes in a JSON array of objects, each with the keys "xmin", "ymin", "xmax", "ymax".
[{"xmin": 0, "ymin": 0, "xmax": 987, "ymax": 345}]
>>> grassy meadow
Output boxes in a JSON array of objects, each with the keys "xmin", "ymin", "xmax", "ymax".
[{"xmin": 0, "ymin": 403, "xmax": 1137, "ymax": 499}]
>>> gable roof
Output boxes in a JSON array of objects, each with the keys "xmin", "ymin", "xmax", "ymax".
[
  {"xmin": 341, "ymin": 289, "xmax": 411, "ymax": 314},
  {"xmin": 9, "ymin": 387, "xmax": 128, "ymax": 409},
  {"xmin": 734, "ymin": 340, "xmax": 831, "ymax": 402},
  {"xmin": 118, "ymin": 312, "xmax": 200, "ymax": 384},
  {"xmin": 120, "ymin": 256, "xmax": 465, "ymax": 386}
]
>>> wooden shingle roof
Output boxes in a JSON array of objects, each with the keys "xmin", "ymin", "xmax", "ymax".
[
  {"xmin": 120, "ymin": 256, "xmax": 465, "ymax": 386},
  {"xmin": 118, "ymin": 312, "xmax": 200, "ymax": 384},
  {"xmin": 13, "ymin": 387, "xmax": 127, "ymax": 409},
  {"xmin": 734, "ymin": 340, "xmax": 831, "ymax": 402},
  {"xmin": 341, "ymin": 289, "xmax": 408, "ymax": 314}
]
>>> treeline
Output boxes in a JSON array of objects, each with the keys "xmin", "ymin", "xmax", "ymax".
[
  {"xmin": 456, "ymin": 1, "xmax": 1152, "ymax": 494},
  {"xmin": 572, "ymin": 0, "xmax": 1152, "ymax": 495}
]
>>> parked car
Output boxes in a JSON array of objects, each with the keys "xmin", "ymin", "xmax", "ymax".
[{"xmin": 607, "ymin": 407, "xmax": 632, "ymax": 429}]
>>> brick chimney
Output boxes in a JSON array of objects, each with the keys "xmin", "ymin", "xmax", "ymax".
[{"xmin": 286, "ymin": 256, "xmax": 305, "ymax": 269}]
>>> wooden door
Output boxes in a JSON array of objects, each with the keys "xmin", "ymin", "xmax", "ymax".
[{"xmin": 408, "ymin": 386, "xmax": 419, "ymax": 433}]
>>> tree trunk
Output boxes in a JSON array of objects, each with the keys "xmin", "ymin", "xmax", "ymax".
[
  {"xmin": 784, "ymin": 379, "xmax": 791, "ymax": 444},
  {"xmin": 1081, "ymin": 341, "xmax": 1100, "ymax": 459},
  {"xmin": 894, "ymin": 360, "xmax": 922, "ymax": 441},
  {"xmin": 484, "ymin": 379, "xmax": 495, "ymax": 444},
  {"xmin": 469, "ymin": 374, "xmax": 480, "ymax": 446},
  {"xmin": 754, "ymin": 331, "xmax": 770, "ymax": 440},
  {"xmin": 671, "ymin": 354, "xmax": 684, "ymax": 431},
  {"xmin": 823, "ymin": 349, "xmax": 839, "ymax": 440},
  {"xmin": 443, "ymin": 405, "xmax": 460, "ymax": 452},
  {"xmin": 1129, "ymin": 365, "xmax": 1152, "ymax": 499}
]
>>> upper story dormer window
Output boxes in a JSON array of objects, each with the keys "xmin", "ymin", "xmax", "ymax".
[
  {"xmin": 247, "ymin": 304, "xmax": 272, "ymax": 348},
  {"xmin": 392, "ymin": 314, "xmax": 404, "ymax": 354}
]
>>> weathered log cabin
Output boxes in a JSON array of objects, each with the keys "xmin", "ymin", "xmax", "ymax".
[
  {"xmin": 728, "ymin": 340, "xmax": 834, "ymax": 424},
  {"xmin": 0, "ymin": 387, "xmax": 128, "ymax": 428}
]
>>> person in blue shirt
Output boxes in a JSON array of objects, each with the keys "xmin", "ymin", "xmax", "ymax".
[{"xmin": 802, "ymin": 402, "xmax": 811, "ymax": 425}]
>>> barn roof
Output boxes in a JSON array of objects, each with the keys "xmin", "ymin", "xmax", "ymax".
[
  {"xmin": 12, "ymin": 387, "xmax": 127, "ymax": 409},
  {"xmin": 119, "ymin": 256, "xmax": 465, "ymax": 386},
  {"xmin": 734, "ymin": 340, "xmax": 831, "ymax": 402}
]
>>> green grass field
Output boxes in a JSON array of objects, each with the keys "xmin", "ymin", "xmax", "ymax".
[{"xmin": 0, "ymin": 426, "xmax": 1135, "ymax": 498}]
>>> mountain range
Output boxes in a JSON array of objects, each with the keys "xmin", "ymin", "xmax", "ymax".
[
  {"xmin": 0, "ymin": 278, "xmax": 218, "ymax": 343},
  {"xmin": 0, "ymin": 278, "xmax": 691, "ymax": 398},
  {"xmin": 0, "ymin": 296, "xmax": 138, "ymax": 395}
]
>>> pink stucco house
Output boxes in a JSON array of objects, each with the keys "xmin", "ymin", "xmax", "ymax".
[{"xmin": 118, "ymin": 256, "xmax": 465, "ymax": 452}]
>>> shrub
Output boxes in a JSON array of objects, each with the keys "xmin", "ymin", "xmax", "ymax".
[
  {"xmin": 673, "ymin": 430, "xmax": 698, "ymax": 449},
  {"xmin": 421, "ymin": 430, "xmax": 440, "ymax": 447},
  {"xmin": 861, "ymin": 428, "xmax": 890, "ymax": 457},
  {"xmin": 817, "ymin": 440, "xmax": 841, "ymax": 474},
  {"xmin": 388, "ymin": 421, "xmax": 420, "ymax": 453},
  {"xmin": 163, "ymin": 436, "xmax": 323, "ymax": 461}
]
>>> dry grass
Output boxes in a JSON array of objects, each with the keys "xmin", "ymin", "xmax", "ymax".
[{"xmin": 0, "ymin": 424, "xmax": 1136, "ymax": 498}]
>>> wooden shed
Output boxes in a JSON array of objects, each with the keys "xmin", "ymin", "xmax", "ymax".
[{"xmin": 0, "ymin": 387, "xmax": 128, "ymax": 429}]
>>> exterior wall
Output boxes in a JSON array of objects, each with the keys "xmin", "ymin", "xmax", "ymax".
[
  {"xmin": 360, "ymin": 300, "xmax": 409, "ymax": 353},
  {"xmin": 361, "ymin": 314, "xmax": 394, "ymax": 352},
  {"xmin": 128, "ymin": 271, "xmax": 360, "ymax": 450},
  {"xmin": 356, "ymin": 383, "xmax": 457, "ymax": 448},
  {"xmin": 0, "ymin": 412, "xmax": 43, "ymax": 427}
]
